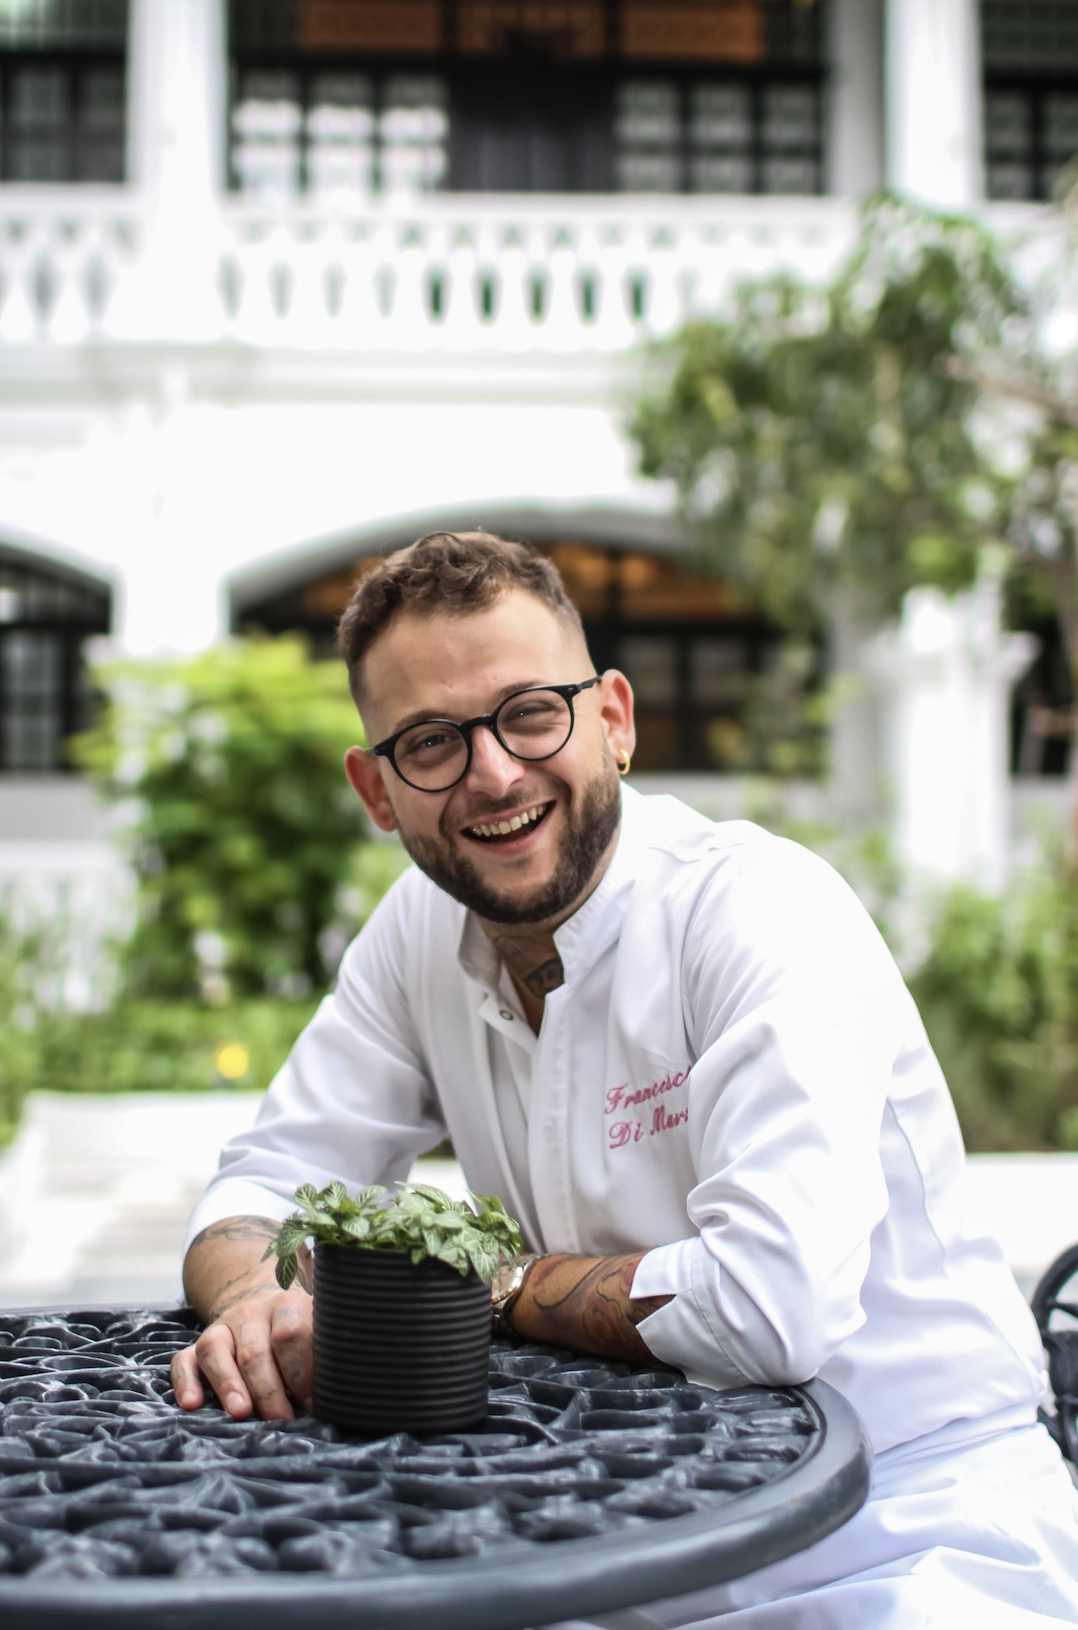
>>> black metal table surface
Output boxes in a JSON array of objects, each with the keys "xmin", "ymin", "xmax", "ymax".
[{"xmin": 0, "ymin": 1306, "xmax": 871, "ymax": 1630}]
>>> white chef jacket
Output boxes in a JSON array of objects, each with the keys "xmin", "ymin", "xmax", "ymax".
[{"xmin": 186, "ymin": 786, "xmax": 1046, "ymax": 1458}]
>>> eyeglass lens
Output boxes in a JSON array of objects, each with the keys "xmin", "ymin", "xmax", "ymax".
[{"xmin": 394, "ymin": 689, "xmax": 574, "ymax": 790}]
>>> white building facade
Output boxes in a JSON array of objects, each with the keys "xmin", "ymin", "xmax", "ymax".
[{"xmin": 0, "ymin": 0, "xmax": 1074, "ymax": 896}]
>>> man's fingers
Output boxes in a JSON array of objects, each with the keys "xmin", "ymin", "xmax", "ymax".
[
  {"xmin": 170, "ymin": 1289, "xmax": 312, "ymax": 1422},
  {"xmin": 192, "ymin": 1324, "xmax": 259, "ymax": 1420},
  {"xmin": 230, "ymin": 1317, "xmax": 297, "ymax": 1421},
  {"xmin": 170, "ymin": 1345, "xmax": 205, "ymax": 1411},
  {"xmin": 270, "ymin": 1302, "xmax": 314, "ymax": 1413}
]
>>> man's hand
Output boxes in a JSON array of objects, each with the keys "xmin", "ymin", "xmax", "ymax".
[
  {"xmin": 170, "ymin": 1215, "xmax": 314, "ymax": 1421},
  {"xmin": 510, "ymin": 1252, "xmax": 672, "ymax": 1367}
]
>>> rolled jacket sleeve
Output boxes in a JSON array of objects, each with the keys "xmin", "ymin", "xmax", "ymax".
[
  {"xmin": 183, "ymin": 875, "xmax": 447, "ymax": 1256},
  {"xmin": 631, "ymin": 844, "xmax": 902, "ymax": 1391}
]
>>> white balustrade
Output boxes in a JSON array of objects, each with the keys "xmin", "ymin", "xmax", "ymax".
[
  {"xmin": 0, "ymin": 191, "xmax": 1063, "ymax": 358},
  {"xmin": 0, "ymin": 191, "xmax": 862, "ymax": 355},
  {"xmin": 0, "ymin": 193, "xmax": 144, "ymax": 343}
]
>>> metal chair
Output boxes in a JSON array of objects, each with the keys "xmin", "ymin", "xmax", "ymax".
[{"xmin": 1032, "ymin": 1244, "xmax": 1078, "ymax": 1467}]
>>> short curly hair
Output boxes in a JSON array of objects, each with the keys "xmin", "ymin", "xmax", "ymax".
[{"xmin": 337, "ymin": 530, "xmax": 586, "ymax": 707}]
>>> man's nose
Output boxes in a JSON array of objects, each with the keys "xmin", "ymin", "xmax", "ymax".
[{"xmin": 463, "ymin": 724, "xmax": 524, "ymax": 794}]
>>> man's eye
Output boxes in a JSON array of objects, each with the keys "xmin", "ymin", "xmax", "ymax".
[
  {"xmin": 401, "ymin": 729, "xmax": 456, "ymax": 758},
  {"xmin": 507, "ymin": 700, "xmax": 557, "ymax": 722}
]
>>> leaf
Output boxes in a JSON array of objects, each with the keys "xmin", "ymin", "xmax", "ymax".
[
  {"xmin": 273, "ymin": 1176, "xmax": 522, "ymax": 1272},
  {"xmin": 407, "ymin": 1182, "xmax": 454, "ymax": 1209},
  {"xmin": 275, "ymin": 1219, "xmax": 309, "ymax": 1255},
  {"xmin": 275, "ymin": 1252, "xmax": 297, "ymax": 1291}
]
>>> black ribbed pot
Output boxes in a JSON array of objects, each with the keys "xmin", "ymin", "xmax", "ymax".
[{"xmin": 312, "ymin": 1245, "xmax": 492, "ymax": 1437}]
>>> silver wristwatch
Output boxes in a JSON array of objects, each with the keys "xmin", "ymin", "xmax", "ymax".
[{"xmin": 490, "ymin": 1252, "xmax": 541, "ymax": 1334}]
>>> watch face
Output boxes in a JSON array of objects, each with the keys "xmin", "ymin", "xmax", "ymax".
[{"xmin": 491, "ymin": 1261, "xmax": 518, "ymax": 1306}]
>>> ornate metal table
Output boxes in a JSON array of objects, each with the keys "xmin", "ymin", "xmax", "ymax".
[{"xmin": 0, "ymin": 1306, "xmax": 871, "ymax": 1630}]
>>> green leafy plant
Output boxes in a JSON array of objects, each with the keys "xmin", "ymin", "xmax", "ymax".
[
  {"xmin": 630, "ymin": 190, "xmax": 1078, "ymax": 835},
  {"xmin": 905, "ymin": 855, "xmax": 1078, "ymax": 1152},
  {"xmin": 72, "ymin": 636, "xmax": 405, "ymax": 1002},
  {"xmin": 22, "ymin": 996, "xmax": 319, "ymax": 1097},
  {"xmin": 266, "ymin": 1181, "xmax": 523, "ymax": 1289}
]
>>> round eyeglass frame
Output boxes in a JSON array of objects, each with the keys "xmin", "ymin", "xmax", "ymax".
[{"xmin": 369, "ymin": 677, "xmax": 600, "ymax": 793}]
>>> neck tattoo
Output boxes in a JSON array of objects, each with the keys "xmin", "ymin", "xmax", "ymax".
[
  {"xmin": 490, "ymin": 930, "xmax": 565, "ymax": 1001},
  {"xmin": 523, "ymin": 955, "xmax": 565, "ymax": 999}
]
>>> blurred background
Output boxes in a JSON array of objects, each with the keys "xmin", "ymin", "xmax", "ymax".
[{"xmin": 1, "ymin": 0, "xmax": 1077, "ymax": 1310}]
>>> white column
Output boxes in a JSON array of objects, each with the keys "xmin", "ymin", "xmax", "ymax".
[
  {"xmin": 863, "ymin": 563, "xmax": 1036, "ymax": 892},
  {"xmin": 126, "ymin": 0, "xmax": 227, "ymax": 203},
  {"xmin": 116, "ymin": 0, "xmax": 227, "ymax": 341},
  {"xmin": 827, "ymin": 0, "xmax": 885, "ymax": 198},
  {"xmin": 885, "ymin": 0, "xmax": 984, "ymax": 208}
]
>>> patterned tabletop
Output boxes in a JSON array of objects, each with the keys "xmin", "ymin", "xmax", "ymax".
[{"xmin": 0, "ymin": 1306, "xmax": 870, "ymax": 1630}]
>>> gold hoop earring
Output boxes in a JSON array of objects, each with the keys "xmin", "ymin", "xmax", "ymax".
[{"xmin": 617, "ymin": 751, "xmax": 631, "ymax": 777}]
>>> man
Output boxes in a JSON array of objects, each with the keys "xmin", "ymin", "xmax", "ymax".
[{"xmin": 173, "ymin": 530, "xmax": 1078, "ymax": 1626}]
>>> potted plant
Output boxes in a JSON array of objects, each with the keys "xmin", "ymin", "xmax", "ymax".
[{"xmin": 266, "ymin": 1180, "xmax": 522, "ymax": 1437}]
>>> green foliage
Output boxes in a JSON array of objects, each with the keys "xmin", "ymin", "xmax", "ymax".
[
  {"xmin": 706, "ymin": 638, "xmax": 830, "ymax": 775},
  {"xmin": 266, "ymin": 1182, "xmax": 523, "ymax": 1288},
  {"xmin": 906, "ymin": 860, "xmax": 1078, "ymax": 1152},
  {"xmin": 0, "ymin": 915, "xmax": 51, "ymax": 1147},
  {"xmin": 72, "ymin": 637, "xmax": 397, "ymax": 1001},
  {"xmin": 630, "ymin": 193, "xmax": 1068, "ymax": 631},
  {"xmin": 23, "ymin": 997, "xmax": 319, "ymax": 1097},
  {"xmin": 0, "ymin": 984, "xmax": 318, "ymax": 1147}
]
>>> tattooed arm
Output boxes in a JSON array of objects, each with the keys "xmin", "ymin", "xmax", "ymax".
[
  {"xmin": 170, "ymin": 1215, "xmax": 314, "ymax": 1422},
  {"xmin": 510, "ymin": 1253, "xmax": 673, "ymax": 1367}
]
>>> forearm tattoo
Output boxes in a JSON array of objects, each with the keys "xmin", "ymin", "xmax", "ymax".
[
  {"xmin": 523, "ymin": 1253, "xmax": 673, "ymax": 1366},
  {"xmin": 188, "ymin": 1216, "xmax": 312, "ymax": 1320},
  {"xmin": 210, "ymin": 1280, "xmax": 278, "ymax": 1321},
  {"xmin": 188, "ymin": 1216, "xmax": 279, "ymax": 1250}
]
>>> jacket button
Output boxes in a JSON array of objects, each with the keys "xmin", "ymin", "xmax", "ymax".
[{"xmin": 499, "ymin": 1008, "xmax": 514, "ymax": 1021}]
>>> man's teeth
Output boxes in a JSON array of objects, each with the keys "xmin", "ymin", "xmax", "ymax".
[{"xmin": 470, "ymin": 804, "xmax": 548, "ymax": 839}]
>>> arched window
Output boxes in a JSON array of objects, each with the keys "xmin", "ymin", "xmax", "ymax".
[
  {"xmin": 0, "ymin": 547, "xmax": 111, "ymax": 773},
  {"xmin": 230, "ymin": 527, "xmax": 824, "ymax": 775}
]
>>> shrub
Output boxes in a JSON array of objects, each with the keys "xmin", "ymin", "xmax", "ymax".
[
  {"xmin": 906, "ymin": 861, "xmax": 1078, "ymax": 1151},
  {"xmin": 73, "ymin": 637, "xmax": 403, "ymax": 1002},
  {"xmin": 24, "ymin": 996, "xmax": 321, "ymax": 1098},
  {"xmin": 0, "ymin": 910, "xmax": 71, "ymax": 1147}
]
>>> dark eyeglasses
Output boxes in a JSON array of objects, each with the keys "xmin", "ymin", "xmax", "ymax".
[{"xmin": 369, "ymin": 678, "xmax": 600, "ymax": 792}]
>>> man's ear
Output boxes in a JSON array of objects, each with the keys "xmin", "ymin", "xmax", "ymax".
[
  {"xmin": 344, "ymin": 746, "xmax": 398, "ymax": 833},
  {"xmin": 599, "ymin": 669, "xmax": 636, "ymax": 764}
]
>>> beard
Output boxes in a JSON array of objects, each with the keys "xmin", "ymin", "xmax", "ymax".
[{"xmin": 395, "ymin": 761, "xmax": 622, "ymax": 926}]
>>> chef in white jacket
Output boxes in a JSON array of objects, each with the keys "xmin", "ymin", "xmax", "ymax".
[{"xmin": 172, "ymin": 530, "xmax": 1078, "ymax": 1627}]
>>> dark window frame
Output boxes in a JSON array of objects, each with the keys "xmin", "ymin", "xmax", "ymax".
[
  {"xmin": 0, "ymin": 46, "xmax": 127, "ymax": 184},
  {"xmin": 227, "ymin": 0, "xmax": 827, "ymax": 197},
  {"xmin": 229, "ymin": 56, "xmax": 452, "ymax": 195},
  {"xmin": 0, "ymin": 557, "xmax": 110, "ymax": 775},
  {"xmin": 984, "ymin": 72, "xmax": 1078, "ymax": 202},
  {"xmin": 228, "ymin": 53, "xmax": 825, "ymax": 195}
]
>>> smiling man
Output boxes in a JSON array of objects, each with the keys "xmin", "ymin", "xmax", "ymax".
[{"xmin": 172, "ymin": 530, "xmax": 1078, "ymax": 1627}]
